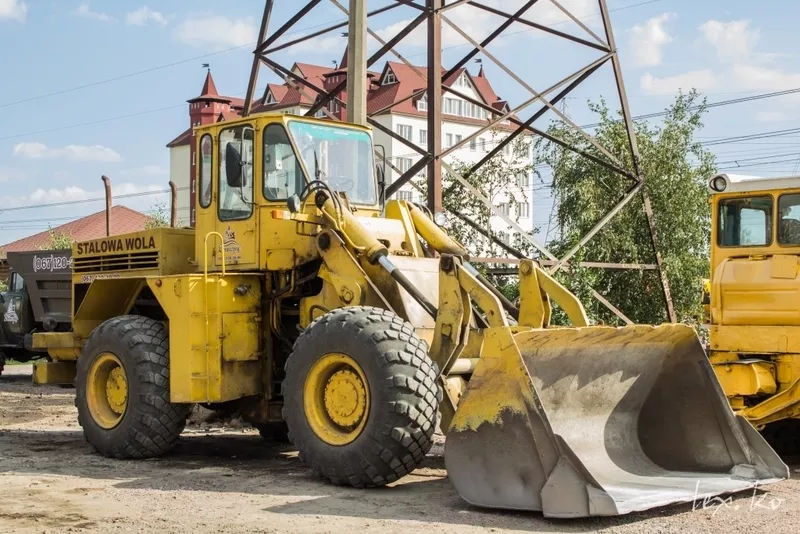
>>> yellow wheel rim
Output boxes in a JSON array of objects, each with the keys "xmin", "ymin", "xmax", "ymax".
[
  {"xmin": 87, "ymin": 352, "xmax": 128, "ymax": 429},
  {"xmin": 304, "ymin": 353, "xmax": 369, "ymax": 446}
]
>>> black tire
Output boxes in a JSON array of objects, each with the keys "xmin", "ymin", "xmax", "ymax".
[
  {"xmin": 256, "ymin": 422, "xmax": 290, "ymax": 443},
  {"xmin": 283, "ymin": 306, "xmax": 440, "ymax": 488},
  {"xmin": 76, "ymin": 315, "xmax": 189, "ymax": 459}
]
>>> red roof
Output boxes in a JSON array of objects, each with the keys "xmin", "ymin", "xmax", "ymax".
[
  {"xmin": 169, "ymin": 61, "xmax": 520, "ymax": 149},
  {"xmin": 0, "ymin": 206, "xmax": 152, "ymax": 255}
]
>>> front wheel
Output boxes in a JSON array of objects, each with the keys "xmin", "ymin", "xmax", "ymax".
[
  {"xmin": 283, "ymin": 307, "xmax": 440, "ymax": 488},
  {"xmin": 76, "ymin": 315, "xmax": 189, "ymax": 459}
]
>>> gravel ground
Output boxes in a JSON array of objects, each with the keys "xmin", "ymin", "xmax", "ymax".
[{"xmin": 1, "ymin": 365, "xmax": 799, "ymax": 534}]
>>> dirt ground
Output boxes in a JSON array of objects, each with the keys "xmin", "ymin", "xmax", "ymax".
[{"xmin": 2, "ymin": 366, "xmax": 800, "ymax": 534}]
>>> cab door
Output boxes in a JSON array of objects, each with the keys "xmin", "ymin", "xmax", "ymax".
[{"xmin": 214, "ymin": 123, "xmax": 259, "ymax": 269}]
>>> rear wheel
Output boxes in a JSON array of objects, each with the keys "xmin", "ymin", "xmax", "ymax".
[
  {"xmin": 76, "ymin": 315, "xmax": 189, "ymax": 458},
  {"xmin": 283, "ymin": 306, "xmax": 440, "ymax": 487}
]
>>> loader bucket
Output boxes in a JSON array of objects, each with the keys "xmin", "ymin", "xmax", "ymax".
[{"xmin": 445, "ymin": 324, "xmax": 788, "ymax": 518}]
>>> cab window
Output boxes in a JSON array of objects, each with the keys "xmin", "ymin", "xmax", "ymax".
[
  {"xmin": 218, "ymin": 125, "xmax": 254, "ymax": 221},
  {"xmin": 263, "ymin": 124, "xmax": 305, "ymax": 200},
  {"xmin": 198, "ymin": 134, "xmax": 213, "ymax": 208},
  {"xmin": 718, "ymin": 196, "xmax": 772, "ymax": 247},
  {"xmin": 779, "ymin": 194, "xmax": 800, "ymax": 245},
  {"xmin": 10, "ymin": 272, "xmax": 24, "ymax": 292}
]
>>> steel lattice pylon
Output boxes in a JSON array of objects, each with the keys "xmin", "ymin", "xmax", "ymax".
[{"xmin": 240, "ymin": 0, "xmax": 676, "ymax": 323}]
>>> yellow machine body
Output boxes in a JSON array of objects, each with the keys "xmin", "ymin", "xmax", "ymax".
[
  {"xmin": 706, "ymin": 173, "xmax": 800, "ymax": 427},
  {"xmin": 33, "ymin": 118, "xmax": 787, "ymax": 517}
]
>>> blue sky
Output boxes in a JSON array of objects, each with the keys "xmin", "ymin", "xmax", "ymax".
[{"xmin": 1, "ymin": 0, "xmax": 799, "ymax": 244}]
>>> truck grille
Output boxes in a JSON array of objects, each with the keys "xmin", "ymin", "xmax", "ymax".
[{"xmin": 73, "ymin": 251, "xmax": 159, "ymax": 273}]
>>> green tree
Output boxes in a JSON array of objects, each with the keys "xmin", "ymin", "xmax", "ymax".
[
  {"xmin": 40, "ymin": 227, "xmax": 75, "ymax": 250},
  {"xmin": 536, "ymin": 91, "xmax": 716, "ymax": 325},
  {"xmin": 144, "ymin": 201, "xmax": 171, "ymax": 229}
]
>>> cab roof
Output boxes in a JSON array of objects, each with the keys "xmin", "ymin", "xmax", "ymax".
[
  {"xmin": 708, "ymin": 173, "xmax": 800, "ymax": 195},
  {"xmin": 194, "ymin": 112, "xmax": 372, "ymax": 136}
]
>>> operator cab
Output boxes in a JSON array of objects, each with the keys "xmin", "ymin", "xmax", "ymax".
[
  {"xmin": 707, "ymin": 173, "xmax": 800, "ymax": 326},
  {"xmin": 193, "ymin": 113, "xmax": 385, "ymax": 272},
  {"xmin": 709, "ymin": 173, "xmax": 800, "ymax": 265}
]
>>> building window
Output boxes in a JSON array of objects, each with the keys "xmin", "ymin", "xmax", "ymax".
[
  {"xmin": 497, "ymin": 231, "xmax": 509, "ymax": 243},
  {"xmin": 396, "ymin": 123, "xmax": 412, "ymax": 141},
  {"xmin": 446, "ymin": 133, "xmax": 453, "ymax": 148},
  {"xmin": 396, "ymin": 191, "xmax": 414, "ymax": 202},
  {"xmin": 454, "ymin": 134, "xmax": 462, "ymax": 147},
  {"xmin": 419, "ymin": 129, "xmax": 428, "ymax": 145},
  {"xmin": 516, "ymin": 172, "xmax": 530, "ymax": 188},
  {"xmin": 397, "ymin": 157, "xmax": 413, "ymax": 174},
  {"xmin": 480, "ymin": 138, "xmax": 486, "ymax": 152},
  {"xmin": 469, "ymin": 138, "xmax": 476, "ymax": 151},
  {"xmin": 497, "ymin": 202, "xmax": 509, "ymax": 216},
  {"xmin": 417, "ymin": 93, "xmax": 428, "ymax": 111},
  {"xmin": 384, "ymin": 69, "xmax": 397, "ymax": 84},
  {"xmin": 519, "ymin": 203, "xmax": 530, "ymax": 218}
]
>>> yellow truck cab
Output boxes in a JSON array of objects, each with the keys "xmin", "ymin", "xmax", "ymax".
[{"xmin": 707, "ymin": 173, "xmax": 800, "ymax": 448}]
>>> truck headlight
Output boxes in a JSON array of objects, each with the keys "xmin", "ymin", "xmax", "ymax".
[
  {"xmin": 433, "ymin": 212, "xmax": 447, "ymax": 226},
  {"xmin": 710, "ymin": 176, "xmax": 727, "ymax": 192}
]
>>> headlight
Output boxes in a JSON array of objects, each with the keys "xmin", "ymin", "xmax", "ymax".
[
  {"xmin": 433, "ymin": 212, "xmax": 447, "ymax": 226},
  {"xmin": 710, "ymin": 176, "xmax": 727, "ymax": 192}
]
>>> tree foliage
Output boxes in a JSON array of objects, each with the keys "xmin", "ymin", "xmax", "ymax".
[
  {"xmin": 537, "ymin": 91, "xmax": 716, "ymax": 325},
  {"xmin": 144, "ymin": 201, "xmax": 171, "ymax": 229},
  {"xmin": 40, "ymin": 227, "xmax": 75, "ymax": 250}
]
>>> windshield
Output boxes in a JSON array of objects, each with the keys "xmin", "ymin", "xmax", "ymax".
[{"xmin": 287, "ymin": 120, "xmax": 377, "ymax": 205}]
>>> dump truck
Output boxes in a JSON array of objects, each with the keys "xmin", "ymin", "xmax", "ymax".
[
  {"xmin": 0, "ymin": 250, "xmax": 72, "ymax": 377},
  {"xmin": 33, "ymin": 115, "xmax": 786, "ymax": 518},
  {"xmin": 706, "ymin": 173, "xmax": 800, "ymax": 452}
]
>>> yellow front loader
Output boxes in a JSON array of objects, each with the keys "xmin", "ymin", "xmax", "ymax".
[
  {"xmin": 34, "ymin": 115, "xmax": 786, "ymax": 518},
  {"xmin": 706, "ymin": 173, "xmax": 800, "ymax": 452}
]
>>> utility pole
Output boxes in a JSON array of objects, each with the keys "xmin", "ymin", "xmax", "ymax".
[
  {"xmin": 427, "ymin": 0, "xmax": 443, "ymax": 215},
  {"xmin": 346, "ymin": 0, "xmax": 367, "ymax": 125}
]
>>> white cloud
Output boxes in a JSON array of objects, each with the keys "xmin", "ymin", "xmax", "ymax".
[
  {"xmin": 119, "ymin": 165, "xmax": 169, "ymax": 177},
  {"xmin": 628, "ymin": 13, "xmax": 674, "ymax": 68},
  {"xmin": 0, "ymin": 183, "xmax": 163, "ymax": 209},
  {"xmin": 126, "ymin": 6, "xmax": 167, "ymax": 27},
  {"xmin": 74, "ymin": 3, "xmax": 115, "ymax": 23},
  {"xmin": 0, "ymin": 0, "xmax": 26, "ymax": 21},
  {"xmin": 0, "ymin": 168, "xmax": 29, "ymax": 183},
  {"xmin": 374, "ymin": 0, "xmax": 598, "ymax": 50},
  {"xmin": 730, "ymin": 63, "xmax": 800, "ymax": 92},
  {"xmin": 13, "ymin": 142, "xmax": 122, "ymax": 163},
  {"xmin": 174, "ymin": 14, "xmax": 256, "ymax": 49},
  {"xmin": 755, "ymin": 111, "xmax": 787, "ymax": 123},
  {"xmin": 700, "ymin": 20, "xmax": 759, "ymax": 63},
  {"xmin": 640, "ymin": 70, "xmax": 717, "ymax": 95}
]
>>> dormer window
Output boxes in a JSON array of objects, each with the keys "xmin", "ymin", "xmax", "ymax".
[
  {"xmin": 383, "ymin": 69, "xmax": 397, "ymax": 84},
  {"xmin": 417, "ymin": 92, "xmax": 428, "ymax": 111},
  {"xmin": 265, "ymin": 91, "xmax": 277, "ymax": 105}
]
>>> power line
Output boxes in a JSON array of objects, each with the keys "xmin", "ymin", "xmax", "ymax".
[
  {"xmin": 0, "ymin": 187, "xmax": 184, "ymax": 214},
  {"xmin": 0, "ymin": 11, "xmax": 372, "ymax": 110}
]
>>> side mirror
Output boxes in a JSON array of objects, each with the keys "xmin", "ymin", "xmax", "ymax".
[
  {"xmin": 225, "ymin": 143, "xmax": 243, "ymax": 188},
  {"xmin": 287, "ymin": 194, "xmax": 301, "ymax": 213}
]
